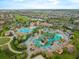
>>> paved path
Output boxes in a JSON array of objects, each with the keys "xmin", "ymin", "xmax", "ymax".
[
  {"xmin": 0, "ymin": 37, "xmax": 11, "ymax": 47},
  {"xmin": 0, "ymin": 37, "xmax": 22, "ymax": 54},
  {"xmin": 8, "ymin": 37, "xmax": 22, "ymax": 54},
  {"xmin": 26, "ymin": 37, "xmax": 33, "ymax": 59},
  {"xmin": 0, "ymin": 43, "xmax": 8, "ymax": 47}
]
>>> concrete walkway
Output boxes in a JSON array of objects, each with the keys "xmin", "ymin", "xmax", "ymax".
[
  {"xmin": 0, "ymin": 37, "xmax": 22, "ymax": 54},
  {"xmin": 0, "ymin": 37, "xmax": 11, "ymax": 47},
  {"xmin": 0, "ymin": 43, "xmax": 8, "ymax": 47},
  {"xmin": 8, "ymin": 37, "xmax": 22, "ymax": 54}
]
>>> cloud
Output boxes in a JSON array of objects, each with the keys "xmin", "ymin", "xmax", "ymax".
[
  {"xmin": 48, "ymin": 0, "xmax": 59, "ymax": 5},
  {"xmin": 0, "ymin": 0, "xmax": 79, "ymax": 9},
  {"xmin": 69, "ymin": 0, "xmax": 79, "ymax": 3},
  {"xmin": 13, "ymin": 0, "xmax": 25, "ymax": 2}
]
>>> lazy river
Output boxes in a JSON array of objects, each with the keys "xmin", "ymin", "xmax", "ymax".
[{"xmin": 33, "ymin": 33, "xmax": 63, "ymax": 49}]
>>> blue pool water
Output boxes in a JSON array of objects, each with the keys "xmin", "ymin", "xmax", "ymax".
[
  {"xmin": 17, "ymin": 28, "xmax": 32, "ymax": 33},
  {"xmin": 33, "ymin": 33, "xmax": 63, "ymax": 49},
  {"xmin": 48, "ymin": 33, "xmax": 63, "ymax": 43}
]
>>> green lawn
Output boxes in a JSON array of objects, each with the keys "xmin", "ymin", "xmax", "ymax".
[
  {"xmin": 15, "ymin": 14, "xmax": 29, "ymax": 24},
  {"xmin": 0, "ymin": 52, "xmax": 10, "ymax": 59},
  {"xmin": 62, "ymin": 53, "xmax": 74, "ymax": 59},
  {"xmin": 0, "ymin": 37, "xmax": 10, "ymax": 45},
  {"xmin": 46, "ymin": 53, "xmax": 75, "ymax": 59}
]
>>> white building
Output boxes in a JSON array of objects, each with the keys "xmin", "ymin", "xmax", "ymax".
[{"xmin": 32, "ymin": 55, "xmax": 45, "ymax": 59}]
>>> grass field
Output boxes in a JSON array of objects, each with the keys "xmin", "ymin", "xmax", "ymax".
[
  {"xmin": 0, "ymin": 52, "xmax": 10, "ymax": 59},
  {"xmin": 0, "ymin": 37, "xmax": 10, "ymax": 45}
]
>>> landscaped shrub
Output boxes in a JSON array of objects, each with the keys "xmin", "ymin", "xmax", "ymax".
[{"xmin": 55, "ymin": 56, "xmax": 62, "ymax": 59}]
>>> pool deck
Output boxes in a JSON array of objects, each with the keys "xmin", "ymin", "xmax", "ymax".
[{"xmin": 23, "ymin": 29, "xmax": 70, "ymax": 59}]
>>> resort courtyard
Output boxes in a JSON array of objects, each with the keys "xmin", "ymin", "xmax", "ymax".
[
  {"xmin": 4, "ymin": 18, "xmax": 74, "ymax": 59},
  {"xmin": 20, "ymin": 27, "xmax": 73, "ymax": 59},
  {"xmin": 0, "ymin": 13, "xmax": 77, "ymax": 59}
]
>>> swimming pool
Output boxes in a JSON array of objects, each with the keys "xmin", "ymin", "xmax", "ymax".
[
  {"xmin": 17, "ymin": 28, "xmax": 32, "ymax": 33},
  {"xmin": 33, "ymin": 33, "xmax": 63, "ymax": 49}
]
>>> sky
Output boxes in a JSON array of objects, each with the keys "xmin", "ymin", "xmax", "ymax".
[{"xmin": 0, "ymin": 0, "xmax": 79, "ymax": 9}]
